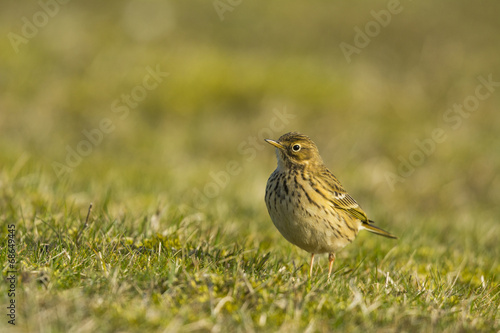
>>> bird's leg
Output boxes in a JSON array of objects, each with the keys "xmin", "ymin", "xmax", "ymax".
[
  {"xmin": 309, "ymin": 253, "xmax": 315, "ymax": 277},
  {"xmin": 328, "ymin": 253, "xmax": 336, "ymax": 279}
]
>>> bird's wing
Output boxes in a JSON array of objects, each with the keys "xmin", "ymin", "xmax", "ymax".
[{"xmin": 316, "ymin": 169, "xmax": 370, "ymax": 223}]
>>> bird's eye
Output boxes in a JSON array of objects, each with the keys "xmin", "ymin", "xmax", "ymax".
[{"xmin": 292, "ymin": 144, "xmax": 301, "ymax": 152}]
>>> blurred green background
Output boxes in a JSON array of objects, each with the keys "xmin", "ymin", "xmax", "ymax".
[
  {"xmin": 2, "ymin": 0, "xmax": 500, "ymax": 242},
  {"xmin": 2, "ymin": 0, "xmax": 500, "ymax": 221}
]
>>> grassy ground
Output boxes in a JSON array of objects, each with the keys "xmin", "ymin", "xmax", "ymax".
[{"xmin": 1, "ymin": 0, "xmax": 500, "ymax": 332}]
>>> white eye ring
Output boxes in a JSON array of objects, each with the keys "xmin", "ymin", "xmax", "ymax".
[{"xmin": 292, "ymin": 144, "xmax": 301, "ymax": 152}]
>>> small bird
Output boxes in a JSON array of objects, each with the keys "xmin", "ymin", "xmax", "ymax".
[{"xmin": 265, "ymin": 132, "xmax": 396, "ymax": 278}]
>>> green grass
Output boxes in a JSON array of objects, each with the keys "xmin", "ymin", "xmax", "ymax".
[
  {"xmin": 1, "ymin": 0, "xmax": 500, "ymax": 332},
  {"xmin": 1, "ymin": 155, "xmax": 499, "ymax": 332}
]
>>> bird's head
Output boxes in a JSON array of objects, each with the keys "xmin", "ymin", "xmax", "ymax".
[{"xmin": 265, "ymin": 132, "xmax": 323, "ymax": 170}]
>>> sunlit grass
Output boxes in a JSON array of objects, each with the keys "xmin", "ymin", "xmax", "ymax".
[{"xmin": 1, "ymin": 156, "xmax": 498, "ymax": 332}]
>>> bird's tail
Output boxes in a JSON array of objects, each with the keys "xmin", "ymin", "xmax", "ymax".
[{"xmin": 361, "ymin": 220, "xmax": 397, "ymax": 239}]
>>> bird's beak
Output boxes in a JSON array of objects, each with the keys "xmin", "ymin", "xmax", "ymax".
[{"xmin": 265, "ymin": 139, "xmax": 285, "ymax": 150}]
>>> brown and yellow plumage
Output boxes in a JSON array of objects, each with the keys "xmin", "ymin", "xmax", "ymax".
[{"xmin": 265, "ymin": 132, "xmax": 396, "ymax": 278}]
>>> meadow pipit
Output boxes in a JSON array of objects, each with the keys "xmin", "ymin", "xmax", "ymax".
[{"xmin": 265, "ymin": 132, "xmax": 396, "ymax": 278}]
